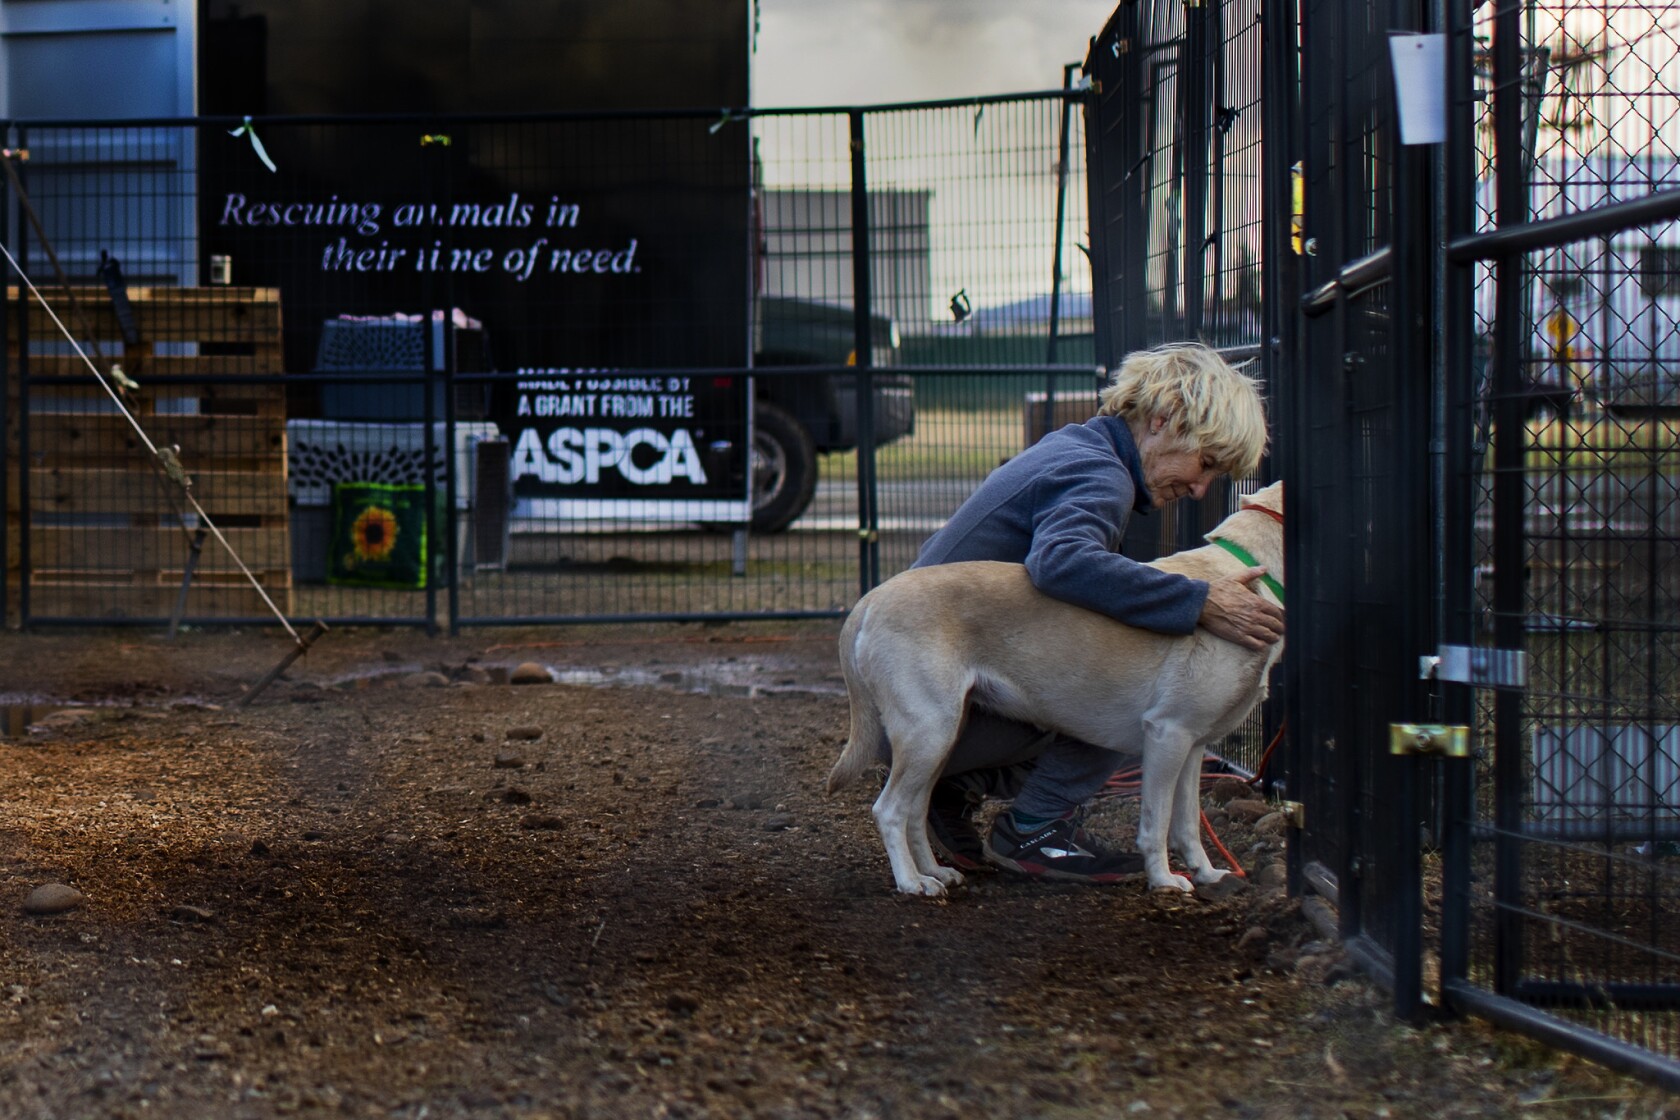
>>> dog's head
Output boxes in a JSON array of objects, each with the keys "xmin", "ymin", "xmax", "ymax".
[
  {"xmin": 1207, "ymin": 480, "xmax": 1284, "ymax": 582},
  {"xmin": 1237, "ymin": 480, "xmax": 1283, "ymax": 519}
]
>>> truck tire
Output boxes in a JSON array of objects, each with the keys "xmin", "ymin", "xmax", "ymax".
[{"xmin": 746, "ymin": 401, "xmax": 818, "ymax": 533}]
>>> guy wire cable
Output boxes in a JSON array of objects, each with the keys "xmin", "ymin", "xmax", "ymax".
[{"xmin": 0, "ymin": 235, "xmax": 301, "ymax": 644}]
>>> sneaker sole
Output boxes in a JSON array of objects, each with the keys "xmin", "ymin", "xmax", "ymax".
[
  {"xmin": 927, "ymin": 834, "xmax": 993, "ymax": 873},
  {"xmin": 983, "ymin": 848, "xmax": 1141, "ymax": 884}
]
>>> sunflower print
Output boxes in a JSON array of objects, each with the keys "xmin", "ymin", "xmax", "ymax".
[{"xmin": 346, "ymin": 505, "xmax": 400, "ymax": 568}]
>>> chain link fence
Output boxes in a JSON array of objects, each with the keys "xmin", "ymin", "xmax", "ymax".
[{"xmin": 1441, "ymin": 0, "xmax": 1680, "ymax": 1080}]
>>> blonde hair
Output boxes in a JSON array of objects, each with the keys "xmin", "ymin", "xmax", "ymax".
[{"xmin": 1097, "ymin": 342, "xmax": 1268, "ymax": 478}]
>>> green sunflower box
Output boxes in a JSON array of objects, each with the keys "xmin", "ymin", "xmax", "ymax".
[{"xmin": 327, "ymin": 482, "xmax": 431, "ymax": 589}]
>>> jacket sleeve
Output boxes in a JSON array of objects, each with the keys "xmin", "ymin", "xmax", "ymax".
[{"xmin": 1022, "ymin": 459, "xmax": 1210, "ymax": 635}]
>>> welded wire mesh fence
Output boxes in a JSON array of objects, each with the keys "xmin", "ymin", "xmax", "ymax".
[
  {"xmin": 1, "ymin": 93, "xmax": 1094, "ymax": 630},
  {"xmin": 1283, "ymin": 0, "xmax": 1446, "ymax": 1013}
]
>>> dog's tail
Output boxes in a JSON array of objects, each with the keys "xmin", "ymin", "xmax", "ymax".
[{"xmin": 828, "ymin": 601, "xmax": 888, "ymax": 794}]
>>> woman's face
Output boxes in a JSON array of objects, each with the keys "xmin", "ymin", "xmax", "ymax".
[{"xmin": 1135, "ymin": 416, "xmax": 1221, "ymax": 506}]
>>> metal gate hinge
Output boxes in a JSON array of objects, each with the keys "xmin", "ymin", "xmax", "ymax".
[
  {"xmin": 1420, "ymin": 644, "xmax": 1527, "ymax": 688},
  {"xmin": 1279, "ymin": 800, "xmax": 1305, "ymax": 828},
  {"xmin": 1389, "ymin": 723, "xmax": 1470, "ymax": 758}
]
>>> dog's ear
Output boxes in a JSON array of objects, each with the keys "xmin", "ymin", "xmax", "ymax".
[{"xmin": 1238, "ymin": 480, "xmax": 1284, "ymax": 515}]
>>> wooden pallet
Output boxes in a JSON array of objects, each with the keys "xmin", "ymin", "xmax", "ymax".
[{"xmin": 5, "ymin": 286, "xmax": 292, "ymax": 621}]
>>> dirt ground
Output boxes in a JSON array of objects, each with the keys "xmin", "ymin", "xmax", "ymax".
[{"xmin": 0, "ymin": 622, "xmax": 1674, "ymax": 1120}]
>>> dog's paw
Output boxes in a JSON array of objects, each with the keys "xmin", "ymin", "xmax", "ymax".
[
  {"xmin": 896, "ymin": 874, "xmax": 956, "ymax": 898},
  {"xmin": 1149, "ymin": 873, "xmax": 1195, "ymax": 893}
]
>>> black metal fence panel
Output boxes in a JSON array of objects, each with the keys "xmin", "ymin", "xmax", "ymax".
[
  {"xmin": 1, "ymin": 95, "xmax": 1096, "ymax": 630},
  {"xmin": 1256, "ymin": 0, "xmax": 1450, "ymax": 1016},
  {"xmin": 1440, "ymin": 0, "xmax": 1680, "ymax": 1082},
  {"xmin": 1084, "ymin": 0, "xmax": 1276, "ymax": 781}
]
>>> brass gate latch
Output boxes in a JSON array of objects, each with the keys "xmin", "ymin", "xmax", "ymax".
[{"xmin": 1389, "ymin": 723, "xmax": 1470, "ymax": 758}]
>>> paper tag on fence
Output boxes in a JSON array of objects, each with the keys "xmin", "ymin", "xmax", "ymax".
[{"xmin": 1389, "ymin": 33, "xmax": 1446, "ymax": 145}]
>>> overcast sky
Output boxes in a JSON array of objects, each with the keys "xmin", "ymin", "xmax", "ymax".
[{"xmin": 752, "ymin": 0, "xmax": 1118, "ymax": 107}]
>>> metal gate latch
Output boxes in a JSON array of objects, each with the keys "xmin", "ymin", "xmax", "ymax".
[
  {"xmin": 1389, "ymin": 723, "xmax": 1470, "ymax": 758},
  {"xmin": 1420, "ymin": 645, "xmax": 1527, "ymax": 688}
]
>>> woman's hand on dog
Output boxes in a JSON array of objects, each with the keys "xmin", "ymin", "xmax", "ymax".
[{"xmin": 1198, "ymin": 568, "xmax": 1285, "ymax": 649}]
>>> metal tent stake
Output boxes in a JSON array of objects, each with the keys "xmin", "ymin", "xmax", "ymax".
[
  {"xmin": 167, "ymin": 527, "xmax": 209, "ymax": 640},
  {"xmin": 237, "ymin": 621, "xmax": 330, "ymax": 706}
]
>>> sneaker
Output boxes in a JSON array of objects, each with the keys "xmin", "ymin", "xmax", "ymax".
[
  {"xmin": 926, "ymin": 777, "xmax": 990, "ymax": 872},
  {"xmin": 983, "ymin": 811, "xmax": 1145, "ymax": 882}
]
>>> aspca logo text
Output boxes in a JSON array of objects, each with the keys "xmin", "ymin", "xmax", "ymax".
[{"xmin": 511, "ymin": 427, "xmax": 707, "ymax": 486}]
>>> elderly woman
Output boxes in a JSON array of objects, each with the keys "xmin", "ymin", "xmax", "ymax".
[{"xmin": 914, "ymin": 342, "xmax": 1281, "ymax": 883}]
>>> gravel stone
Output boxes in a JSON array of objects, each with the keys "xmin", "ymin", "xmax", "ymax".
[
  {"xmin": 1208, "ymin": 777, "xmax": 1253, "ymax": 804},
  {"xmin": 1225, "ymin": 798, "xmax": 1271, "ymax": 823},
  {"xmin": 23, "ymin": 883, "xmax": 85, "ymax": 915},
  {"xmin": 1195, "ymin": 874, "xmax": 1248, "ymax": 903},
  {"xmin": 510, "ymin": 662, "xmax": 552, "ymax": 685}
]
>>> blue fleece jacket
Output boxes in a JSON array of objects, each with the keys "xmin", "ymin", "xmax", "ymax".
[{"xmin": 912, "ymin": 415, "xmax": 1209, "ymax": 634}]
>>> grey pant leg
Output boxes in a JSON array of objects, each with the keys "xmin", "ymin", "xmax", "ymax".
[
  {"xmin": 1008, "ymin": 738, "xmax": 1128, "ymax": 821},
  {"xmin": 941, "ymin": 708, "xmax": 1058, "ymax": 776},
  {"xmin": 941, "ymin": 708, "xmax": 1125, "ymax": 814}
]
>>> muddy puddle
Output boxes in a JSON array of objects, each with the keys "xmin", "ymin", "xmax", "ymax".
[{"xmin": 0, "ymin": 652, "xmax": 843, "ymax": 731}]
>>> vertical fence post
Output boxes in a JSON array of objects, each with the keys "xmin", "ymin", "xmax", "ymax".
[
  {"xmin": 1262, "ymin": 0, "xmax": 1302, "ymax": 819},
  {"xmin": 422, "ymin": 122, "xmax": 450, "ymax": 637},
  {"xmin": 1177, "ymin": 0, "xmax": 1212, "ymax": 553},
  {"xmin": 1438, "ymin": 0, "xmax": 1479, "ymax": 1004},
  {"xmin": 0, "ymin": 129, "xmax": 9, "ymax": 631},
  {"xmin": 848, "ymin": 109, "xmax": 879, "ymax": 595},
  {"xmin": 440, "ymin": 149, "xmax": 460, "ymax": 638},
  {"xmin": 1205, "ymin": 0, "xmax": 1229, "ymax": 339},
  {"xmin": 14, "ymin": 125, "xmax": 29, "ymax": 628},
  {"xmin": 441, "ymin": 292, "xmax": 458, "ymax": 636},
  {"xmin": 1388, "ymin": 0, "xmax": 1440, "ymax": 1022},
  {"xmin": 422, "ymin": 244, "xmax": 441, "ymax": 638},
  {"xmin": 1181, "ymin": 0, "xmax": 1209, "ymax": 340},
  {"xmin": 1490, "ymin": 0, "xmax": 1530, "ymax": 999},
  {"xmin": 1044, "ymin": 66, "xmax": 1078, "ymax": 441},
  {"xmin": 1117, "ymin": 6, "xmax": 1148, "ymax": 363}
]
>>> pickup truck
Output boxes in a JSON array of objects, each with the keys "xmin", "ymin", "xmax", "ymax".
[{"xmin": 726, "ymin": 297, "xmax": 914, "ymax": 532}]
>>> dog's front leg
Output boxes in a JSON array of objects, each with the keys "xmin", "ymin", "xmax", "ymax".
[
  {"xmin": 873, "ymin": 755, "xmax": 964, "ymax": 897},
  {"xmin": 1137, "ymin": 718, "xmax": 1197, "ymax": 892},
  {"xmin": 1169, "ymin": 743, "xmax": 1227, "ymax": 886}
]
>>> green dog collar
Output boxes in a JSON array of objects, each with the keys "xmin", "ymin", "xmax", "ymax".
[{"xmin": 1211, "ymin": 537, "xmax": 1284, "ymax": 604}]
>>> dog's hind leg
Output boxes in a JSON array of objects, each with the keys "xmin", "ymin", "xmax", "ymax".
[
  {"xmin": 1136, "ymin": 717, "xmax": 1199, "ymax": 892},
  {"xmin": 873, "ymin": 761, "xmax": 963, "ymax": 897},
  {"xmin": 872, "ymin": 709, "xmax": 967, "ymax": 897},
  {"xmin": 1168, "ymin": 743, "xmax": 1227, "ymax": 887}
]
